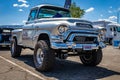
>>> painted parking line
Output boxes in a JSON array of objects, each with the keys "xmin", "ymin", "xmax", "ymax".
[{"xmin": 0, "ymin": 56, "xmax": 46, "ymax": 80}]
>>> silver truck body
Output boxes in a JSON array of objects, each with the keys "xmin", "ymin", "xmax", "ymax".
[
  {"xmin": 11, "ymin": 4, "xmax": 105, "ymax": 71},
  {"xmin": 12, "ymin": 5, "xmax": 105, "ymax": 51},
  {"xmin": 13, "ymin": 18, "xmax": 101, "ymax": 50}
]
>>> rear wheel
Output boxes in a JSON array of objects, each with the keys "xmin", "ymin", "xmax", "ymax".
[
  {"xmin": 10, "ymin": 39, "xmax": 22, "ymax": 57},
  {"xmin": 34, "ymin": 40, "xmax": 55, "ymax": 71},
  {"xmin": 80, "ymin": 49, "xmax": 103, "ymax": 66}
]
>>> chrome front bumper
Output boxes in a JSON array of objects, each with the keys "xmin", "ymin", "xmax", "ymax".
[
  {"xmin": 51, "ymin": 31, "xmax": 106, "ymax": 50},
  {"xmin": 51, "ymin": 42, "xmax": 99, "ymax": 50}
]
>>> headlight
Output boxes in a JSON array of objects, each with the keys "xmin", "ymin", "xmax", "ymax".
[{"xmin": 58, "ymin": 25, "xmax": 68, "ymax": 34}]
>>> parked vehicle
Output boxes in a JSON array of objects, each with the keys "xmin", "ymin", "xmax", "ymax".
[
  {"xmin": 0, "ymin": 25, "xmax": 22, "ymax": 48},
  {"xmin": 93, "ymin": 20, "xmax": 118, "ymax": 45},
  {"xmin": 10, "ymin": 4, "xmax": 105, "ymax": 71},
  {"xmin": 112, "ymin": 24, "xmax": 120, "ymax": 48}
]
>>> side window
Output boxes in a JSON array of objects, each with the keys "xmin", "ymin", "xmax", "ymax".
[
  {"xmin": 110, "ymin": 27, "xmax": 112, "ymax": 31},
  {"xmin": 28, "ymin": 9, "xmax": 38, "ymax": 21},
  {"xmin": 37, "ymin": 9, "xmax": 43, "ymax": 19},
  {"xmin": 113, "ymin": 27, "xmax": 116, "ymax": 31}
]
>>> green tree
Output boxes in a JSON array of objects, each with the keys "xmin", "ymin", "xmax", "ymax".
[{"xmin": 70, "ymin": 2, "xmax": 85, "ymax": 18}]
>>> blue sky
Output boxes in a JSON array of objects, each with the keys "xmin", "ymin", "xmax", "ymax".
[{"xmin": 0, "ymin": 0, "xmax": 120, "ymax": 25}]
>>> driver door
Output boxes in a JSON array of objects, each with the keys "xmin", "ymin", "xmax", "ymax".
[{"xmin": 22, "ymin": 8, "xmax": 38, "ymax": 47}]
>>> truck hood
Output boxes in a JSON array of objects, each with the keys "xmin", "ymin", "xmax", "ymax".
[
  {"xmin": 35, "ymin": 18, "xmax": 92, "ymax": 24},
  {"xmin": 34, "ymin": 18, "xmax": 97, "ymax": 33}
]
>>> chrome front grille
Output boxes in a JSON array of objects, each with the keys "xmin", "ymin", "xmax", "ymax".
[{"xmin": 73, "ymin": 36, "xmax": 97, "ymax": 44}]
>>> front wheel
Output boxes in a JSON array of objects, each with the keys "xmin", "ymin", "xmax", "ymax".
[
  {"xmin": 34, "ymin": 40, "xmax": 55, "ymax": 71},
  {"xmin": 10, "ymin": 39, "xmax": 22, "ymax": 57},
  {"xmin": 80, "ymin": 49, "xmax": 103, "ymax": 66}
]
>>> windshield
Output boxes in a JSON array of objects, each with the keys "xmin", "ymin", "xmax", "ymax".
[
  {"xmin": 117, "ymin": 27, "xmax": 120, "ymax": 32},
  {"xmin": 37, "ymin": 6, "xmax": 71, "ymax": 18}
]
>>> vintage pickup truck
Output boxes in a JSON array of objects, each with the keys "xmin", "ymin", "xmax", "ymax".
[{"xmin": 10, "ymin": 4, "xmax": 105, "ymax": 71}]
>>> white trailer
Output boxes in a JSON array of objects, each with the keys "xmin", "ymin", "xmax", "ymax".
[
  {"xmin": 112, "ymin": 24, "xmax": 120, "ymax": 48},
  {"xmin": 93, "ymin": 20, "xmax": 118, "ymax": 45}
]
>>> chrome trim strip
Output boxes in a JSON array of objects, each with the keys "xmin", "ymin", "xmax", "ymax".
[{"xmin": 63, "ymin": 30, "xmax": 98, "ymax": 40}]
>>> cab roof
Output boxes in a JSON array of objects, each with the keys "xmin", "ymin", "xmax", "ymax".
[{"xmin": 31, "ymin": 4, "xmax": 69, "ymax": 11}]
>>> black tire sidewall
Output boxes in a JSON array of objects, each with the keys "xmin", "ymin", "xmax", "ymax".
[
  {"xmin": 10, "ymin": 39, "xmax": 17, "ymax": 57},
  {"xmin": 34, "ymin": 40, "xmax": 55, "ymax": 71},
  {"xmin": 10, "ymin": 39, "xmax": 21, "ymax": 57},
  {"xmin": 80, "ymin": 49, "xmax": 102, "ymax": 66}
]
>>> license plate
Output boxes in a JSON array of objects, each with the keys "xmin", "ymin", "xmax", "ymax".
[{"xmin": 83, "ymin": 45, "xmax": 92, "ymax": 50}]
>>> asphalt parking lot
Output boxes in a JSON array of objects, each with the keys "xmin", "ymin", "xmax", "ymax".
[{"xmin": 0, "ymin": 46, "xmax": 120, "ymax": 80}]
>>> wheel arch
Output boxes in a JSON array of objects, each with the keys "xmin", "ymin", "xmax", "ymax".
[{"xmin": 37, "ymin": 33, "xmax": 51, "ymax": 45}]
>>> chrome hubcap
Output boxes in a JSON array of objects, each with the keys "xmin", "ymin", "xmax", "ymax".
[{"xmin": 36, "ymin": 48, "xmax": 44, "ymax": 65}]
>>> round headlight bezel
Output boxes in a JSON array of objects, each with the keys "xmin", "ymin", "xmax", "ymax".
[{"xmin": 58, "ymin": 25, "xmax": 68, "ymax": 34}]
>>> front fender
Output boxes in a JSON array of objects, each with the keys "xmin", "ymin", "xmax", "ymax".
[{"xmin": 33, "ymin": 30, "xmax": 51, "ymax": 47}]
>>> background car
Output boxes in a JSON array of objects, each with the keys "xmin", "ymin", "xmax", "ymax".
[{"xmin": 0, "ymin": 25, "xmax": 22, "ymax": 49}]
